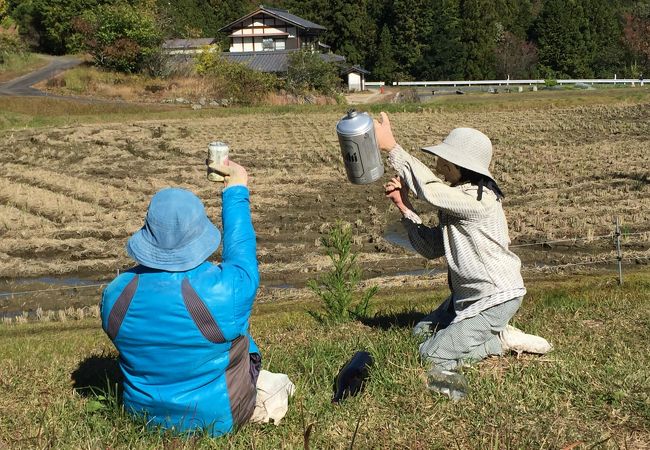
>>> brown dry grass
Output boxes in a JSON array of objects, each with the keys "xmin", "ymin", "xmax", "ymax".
[
  {"xmin": 0, "ymin": 95, "xmax": 648, "ymax": 286},
  {"xmin": 35, "ymin": 65, "xmax": 338, "ymax": 105}
]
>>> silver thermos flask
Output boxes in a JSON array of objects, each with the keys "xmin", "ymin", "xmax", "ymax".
[{"xmin": 336, "ymin": 109, "xmax": 384, "ymax": 184}]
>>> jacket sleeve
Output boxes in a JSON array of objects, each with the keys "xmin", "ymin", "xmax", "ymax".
[
  {"xmin": 401, "ymin": 218, "xmax": 445, "ymax": 260},
  {"xmin": 221, "ymin": 185, "xmax": 259, "ymax": 327},
  {"xmin": 388, "ymin": 145, "xmax": 488, "ymax": 220}
]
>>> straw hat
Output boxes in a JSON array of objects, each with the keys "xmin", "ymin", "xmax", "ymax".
[
  {"xmin": 126, "ymin": 188, "xmax": 221, "ymax": 272},
  {"xmin": 421, "ymin": 128, "xmax": 494, "ymax": 181}
]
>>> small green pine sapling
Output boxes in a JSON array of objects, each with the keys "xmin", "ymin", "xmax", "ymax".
[{"xmin": 308, "ymin": 222, "xmax": 378, "ymax": 323}]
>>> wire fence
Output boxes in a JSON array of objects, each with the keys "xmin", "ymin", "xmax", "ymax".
[
  {"xmin": 0, "ymin": 283, "xmax": 107, "ymax": 299},
  {"xmin": 366, "ymin": 76, "xmax": 646, "ymax": 88},
  {"xmin": 509, "ymin": 231, "xmax": 648, "ymax": 248},
  {"xmin": 0, "ymin": 225, "xmax": 648, "ymax": 300}
]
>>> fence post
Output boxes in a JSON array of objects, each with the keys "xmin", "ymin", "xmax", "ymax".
[{"xmin": 615, "ymin": 217, "xmax": 623, "ymax": 285}]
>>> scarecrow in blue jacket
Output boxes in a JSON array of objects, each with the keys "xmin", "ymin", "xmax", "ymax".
[{"xmin": 100, "ymin": 160, "xmax": 260, "ymax": 436}]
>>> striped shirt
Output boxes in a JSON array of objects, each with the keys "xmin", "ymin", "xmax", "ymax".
[{"xmin": 388, "ymin": 145, "xmax": 525, "ymax": 324}]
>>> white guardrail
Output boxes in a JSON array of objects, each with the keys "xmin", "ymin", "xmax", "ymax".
[{"xmin": 366, "ymin": 77, "xmax": 645, "ymax": 87}]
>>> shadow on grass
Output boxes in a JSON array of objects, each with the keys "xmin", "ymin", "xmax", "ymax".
[
  {"xmin": 359, "ymin": 309, "xmax": 426, "ymax": 330},
  {"xmin": 71, "ymin": 353, "xmax": 123, "ymax": 398}
]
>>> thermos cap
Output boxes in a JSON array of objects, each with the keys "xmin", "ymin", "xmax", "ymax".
[{"xmin": 336, "ymin": 109, "xmax": 374, "ymax": 137}]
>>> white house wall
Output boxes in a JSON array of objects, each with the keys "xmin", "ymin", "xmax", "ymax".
[{"xmin": 229, "ymin": 14, "xmax": 298, "ymax": 52}]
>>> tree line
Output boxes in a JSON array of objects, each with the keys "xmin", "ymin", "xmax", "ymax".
[{"xmin": 2, "ymin": 0, "xmax": 649, "ymax": 81}]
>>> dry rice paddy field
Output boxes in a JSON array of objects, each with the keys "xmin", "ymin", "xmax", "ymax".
[{"xmin": 0, "ymin": 91, "xmax": 649, "ymax": 313}]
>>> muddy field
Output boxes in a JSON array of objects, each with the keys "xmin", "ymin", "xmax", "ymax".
[{"xmin": 1, "ymin": 100, "xmax": 649, "ymax": 312}]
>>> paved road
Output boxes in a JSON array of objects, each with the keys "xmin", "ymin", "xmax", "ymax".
[{"xmin": 0, "ymin": 56, "xmax": 82, "ymax": 96}]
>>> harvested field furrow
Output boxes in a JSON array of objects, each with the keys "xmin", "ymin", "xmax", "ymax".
[
  {"xmin": 0, "ymin": 256, "xmax": 128, "ymax": 279},
  {"xmin": 0, "ymin": 99, "xmax": 648, "ymax": 281},
  {"xmin": 50, "ymin": 228, "xmax": 129, "ymax": 240},
  {"xmin": 0, "ymin": 204, "xmax": 55, "ymax": 233},
  {"xmin": 1, "ymin": 164, "xmax": 142, "ymax": 208},
  {"xmin": 0, "ymin": 178, "xmax": 106, "ymax": 224},
  {"xmin": 1, "ymin": 237, "xmax": 119, "ymax": 261}
]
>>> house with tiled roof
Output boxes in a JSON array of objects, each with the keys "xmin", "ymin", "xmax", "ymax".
[
  {"xmin": 220, "ymin": 5, "xmax": 326, "ymax": 53},
  {"xmin": 218, "ymin": 6, "xmax": 368, "ymax": 91}
]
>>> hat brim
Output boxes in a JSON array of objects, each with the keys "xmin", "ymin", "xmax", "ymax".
[
  {"xmin": 422, "ymin": 142, "xmax": 495, "ymax": 181},
  {"xmin": 126, "ymin": 219, "xmax": 221, "ymax": 272}
]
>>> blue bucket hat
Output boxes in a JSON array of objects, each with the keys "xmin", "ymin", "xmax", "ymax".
[{"xmin": 126, "ymin": 188, "xmax": 221, "ymax": 272}]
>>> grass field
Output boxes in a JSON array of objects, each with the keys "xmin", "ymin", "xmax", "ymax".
[{"xmin": 1, "ymin": 272, "xmax": 649, "ymax": 449}]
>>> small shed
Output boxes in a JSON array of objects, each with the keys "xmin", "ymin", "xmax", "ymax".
[{"xmin": 341, "ymin": 65, "xmax": 370, "ymax": 92}]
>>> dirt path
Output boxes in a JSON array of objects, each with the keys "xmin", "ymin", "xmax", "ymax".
[
  {"xmin": 0, "ymin": 55, "xmax": 82, "ymax": 96},
  {"xmin": 345, "ymin": 88, "xmax": 393, "ymax": 104}
]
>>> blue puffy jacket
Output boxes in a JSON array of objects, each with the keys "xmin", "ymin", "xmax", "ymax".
[{"xmin": 100, "ymin": 186, "xmax": 260, "ymax": 436}]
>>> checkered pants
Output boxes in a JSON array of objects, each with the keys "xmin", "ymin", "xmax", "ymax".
[{"xmin": 419, "ymin": 297, "xmax": 523, "ymax": 370}]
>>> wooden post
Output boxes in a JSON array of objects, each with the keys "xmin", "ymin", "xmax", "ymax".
[{"xmin": 615, "ymin": 217, "xmax": 623, "ymax": 285}]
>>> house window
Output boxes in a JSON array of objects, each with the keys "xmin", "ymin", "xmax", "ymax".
[
  {"xmin": 262, "ymin": 38, "xmax": 274, "ymax": 51},
  {"xmin": 276, "ymin": 40, "xmax": 285, "ymax": 50}
]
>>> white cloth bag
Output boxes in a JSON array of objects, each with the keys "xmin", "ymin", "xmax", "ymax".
[{"xmin": 250, "ymin": 370, "xmax": 295, "ymax": 425}]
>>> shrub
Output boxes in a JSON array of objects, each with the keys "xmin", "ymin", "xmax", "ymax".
[
  {"xmin": 7, "ymin": 0, "xmax": 99, "ymax": 53},
  {"xmin": 195, "ymin": 47, "xmax": 279, "ymax": 105},
  {"xmin": 72, "ymin": 3, "xmax": 163, "ymax": 74},
  {"xmin": 308, "ymin": 222, "xmax": 378, "ymax": 324},
  {"xmin": 285, "ymin": 49, "xmax": 341, "ymax": 96},
  {"xmin": 0, "ymin": 25, "xmax": 24, "ymax": 64}
]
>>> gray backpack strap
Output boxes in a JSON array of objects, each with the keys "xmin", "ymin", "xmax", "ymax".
[
  {"xmin": 181, "ymin": 278, "xmax": 226, "ymax": 344},
  {"xmin": 106, "ymin": 275, "xmax": 139, "ymax": 340},
  {"xmin": 226, "ymin": 335, "xmax": 257, "ymax": 426}
]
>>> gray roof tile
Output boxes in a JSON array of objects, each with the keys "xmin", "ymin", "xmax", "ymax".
[
  {"xmin": 261, "ymin": 6, "xmax": 326, "ymax": 31},
  {"xmin": 163, "ymin": 38, "xmax": 216, "ymax": 49},
  {"xmin": 221, "ymin": 50, "xmax": 345, "ymax": 73},
  {"xmin": 219, "ymin": 6, "xmax": 326, "ymax": 33}
]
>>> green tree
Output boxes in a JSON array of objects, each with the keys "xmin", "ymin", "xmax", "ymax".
[
  {"xmin": 308, "ymin": 222, "xmax": 378, "ymax": 324},
  {"xmin": 533, "ymin": 0, "xmax": 593, "ymax": 77},
  {"xmin": 493, "ymin": 0, "xmax": 534, "ymax": 40},
  {"xmin": 0, "ymin": 0, "xmax": 8, "ymax": 20},
  {"xmin": 8, "ymin": 0, "xmax": 104, "ymax": 54},
  {"xmin": 0, "ymin": 25, "xmax": 24, "ymax": 64},
  {"xmin": 329, "ymin": 0, "xmax": 377, "ymax": 66},
  {"xmin": 208, "ymin": 0, "xmax": 257, "ymax": 26},
  {"xmin": 371, "ymin": 24, "xmax": 397, "ymax": 82},
  {"xmin": 73, "ymin": 2, "xmax": 164, "ymax": 73},
  {"xmin": 283, "ymin": 0, "xmax": 377, "ymax": 66},
  {"xmin": 585, "ymin": 0, "xmax": 626, "ymax": 77},
  {"xmin": 461, "ymin": 0, "xmax": 499, "ymax": 79},
  {"xmin": 285, "ymin": 48, "xmax": 341, "ymax": 94},
  {"xmin": 195, "ymin": 48, "xmax": 279, "ymax": 104},
  {"xmin": 156, "ymin": 0, "xmax": 220, "ymax": 38},
  {"xmin": 389, "ymin": 0, "xmax": 425, "ymax": 79},
  {"xmin": 420, "ymin": 0, "xmax": 466, "ymax": 80}
]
